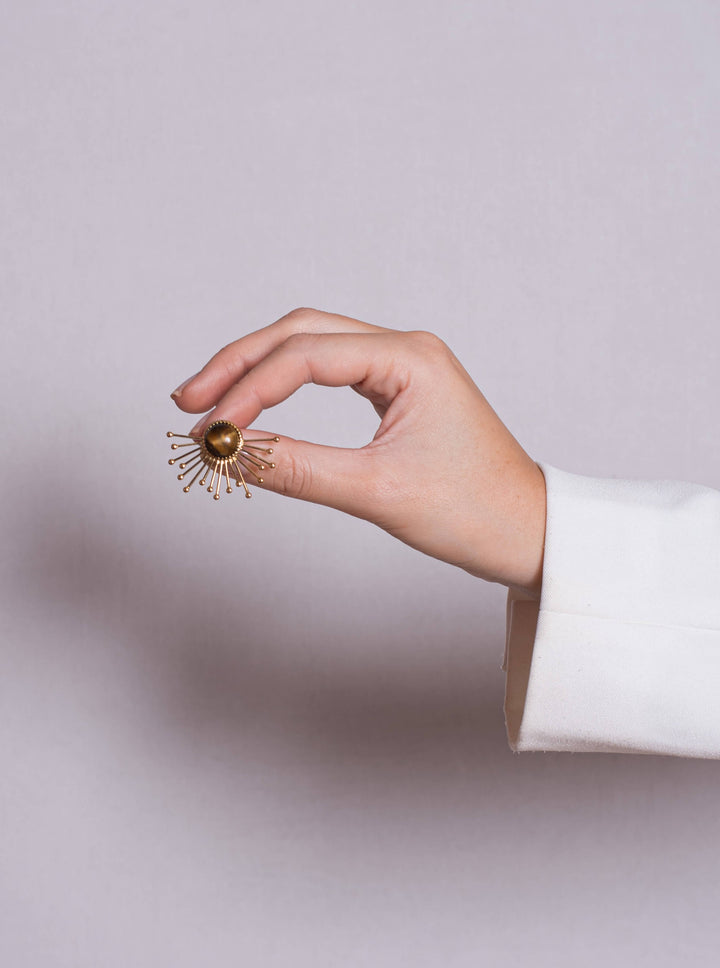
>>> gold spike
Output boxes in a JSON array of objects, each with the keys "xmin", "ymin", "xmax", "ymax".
[
  {"xmin": 233, "ymin": 461, "xmax": 252, "ymax": 497},
  {"xmin": 178, "ymin": 459, "xmax": 204, "ymax": 481},
  {"xmin": 183, "ymin": 463, "xmax": 206, "ymax": 493},
  {"xmin": 234, "ymin": 457, "xmax": 262, "ymax": 484},
  {"xmin": 170, "ymin": 447, "xmax": 201, "ymax": 465},
  {"xmin": 241, "ymin": 450, "xmax": 276, "ymax": 469},
  {"xmin": 243, "ymin": 444, "xmax": 274, "ymax": 455},
  {"xmin": 238, "ymin": 451, "xmax": 266, "ymax": 470},
  {"xmin": 178, "ymin": 455, "xmax": 203, "ymax": 473},
  {"xmin": 178, "ymin": 450, "xmax": 201, "ymax": 469}
]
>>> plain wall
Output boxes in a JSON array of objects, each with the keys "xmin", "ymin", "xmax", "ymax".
[{"xmin": 1, "ymin": 1, "xmax": 719, "ymax": 965}]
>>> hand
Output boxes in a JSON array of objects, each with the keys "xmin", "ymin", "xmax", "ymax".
[{"xmin": 170, "ymin": 308, "xmax": 546, "ymax": 597}]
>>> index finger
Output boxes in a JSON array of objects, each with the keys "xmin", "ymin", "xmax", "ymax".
[
  {"xmin": 191, "ymin": 330, "xmax": 408, "ymax": 435},
  {"xmin": 172, "ymin": 307, "xmax": 396, "ymax": 414}
]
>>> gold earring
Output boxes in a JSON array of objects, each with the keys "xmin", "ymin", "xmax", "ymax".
[{"xmin": 167, "ymin": 420, "xmax": 279, "ymax": 500}]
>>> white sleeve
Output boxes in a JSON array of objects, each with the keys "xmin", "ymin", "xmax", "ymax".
[{"xmin": 503, "ymin": 462, "xmax": 720, "ymax": 758}]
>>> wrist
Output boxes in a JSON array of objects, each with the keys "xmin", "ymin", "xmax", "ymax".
[{"xmin": 505, "ymin": 461, "xmax": 547, "ymax": 599}]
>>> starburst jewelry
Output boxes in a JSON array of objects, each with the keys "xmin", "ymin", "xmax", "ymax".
[{"xmin": 167, "ymin": 419, "xmax": 279, "ymax": 500}]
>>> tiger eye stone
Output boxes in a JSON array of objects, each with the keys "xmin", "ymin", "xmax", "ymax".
[{"xmin": 204, "ymin": 422, "xmax": 241, "ymax": 458}]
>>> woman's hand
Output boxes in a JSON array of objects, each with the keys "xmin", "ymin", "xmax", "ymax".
[{"xmin": 170, "ymin": 308, "xmax": 546, "ymax": 597}]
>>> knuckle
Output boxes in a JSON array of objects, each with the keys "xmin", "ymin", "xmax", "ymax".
[
  {"xmin": 275, "ymin": 452, "xmax": 313, "ymax": 500},
  {"xmin": 220, "ymin": 355, "xmax": 238, "ymax": 383},
  {"xmin": 210, "ymin": 339, "xmax": 239, "ymax": 367},
  {"xmin": 408, "ymin": 329, "xmax": 449, "ymax": 355},
  {"xmin": 284, "ymin": 306, "xmax": 322, "ymax": 330}
]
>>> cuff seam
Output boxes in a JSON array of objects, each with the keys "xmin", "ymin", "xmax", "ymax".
[{"xmin": 536, "ymin": 605, "xmax": 720, "ymax": 636}]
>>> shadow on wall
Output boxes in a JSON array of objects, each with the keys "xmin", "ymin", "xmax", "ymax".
[{"xmin": 10, "ymin": 481, "xmax": 694, "ymax": 813}]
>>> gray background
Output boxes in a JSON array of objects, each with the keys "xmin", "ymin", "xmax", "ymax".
[{"xmin": 1, "ymin": 1, "xmax": 719, "ymax": 965}]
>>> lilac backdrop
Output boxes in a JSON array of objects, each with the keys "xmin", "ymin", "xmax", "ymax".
[{"xmin": 1, "ymin": 2, "xmax": 719, "ymax": 965}]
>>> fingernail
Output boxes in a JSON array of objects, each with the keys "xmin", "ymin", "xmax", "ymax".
[{"xmin": 171, "ymin": 372, "xmax": 199, "ymax": 399}]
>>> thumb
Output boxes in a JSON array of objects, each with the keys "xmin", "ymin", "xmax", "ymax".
[{"xmin": 248, "ymin": 432, "xmax": 377, "ymax": 519}]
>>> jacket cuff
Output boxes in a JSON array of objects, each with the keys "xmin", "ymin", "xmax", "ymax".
[{"xmin": 503, "ymin": 462, "xmax": 720, "ymax": 757}]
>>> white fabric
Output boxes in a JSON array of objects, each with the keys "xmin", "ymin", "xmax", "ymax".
[{"xmin": 503, "ymin": 462, "xmax": 720, "ymax": 758}]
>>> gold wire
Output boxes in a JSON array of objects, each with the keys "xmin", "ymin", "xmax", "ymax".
[
  {"xmin": 243, "ymin": 444, "xmax": 274, "ymax": 455},
  {"xmin": 178, "ymin": 450, "xmax": 201, "ymax": 468},
  {"xmin": 178, "ymin": 455, "xmax": 204, "ymax": 474},
  {"xmin": 235, "ymin": 457, "xmax": 262, "ymax": 483},
  {"xmin": 183, "ymin": 463, "xmax": 206, "ymax": 492},
  {"xmin": 232, "ymin": 460, "xmax": 252, "ymax": 497},
  {"xmin": 170, "ymin": 448, "xmax": 200, "ymax": 465},
  {"xmin": 238, "ymin": 451, "xmax": 267, "ymax": 470}
]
